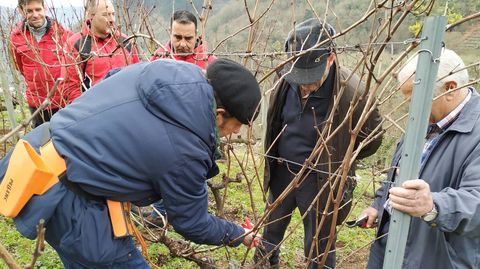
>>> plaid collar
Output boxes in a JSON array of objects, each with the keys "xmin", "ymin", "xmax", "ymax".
[{"xmin": 435, "ymin": 89, "xmax": 472, "ymax": 130}]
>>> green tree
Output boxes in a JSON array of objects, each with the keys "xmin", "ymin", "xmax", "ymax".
[{"xmin": 409, "ymin": 1, "xmax": 464, "ymax": 35}]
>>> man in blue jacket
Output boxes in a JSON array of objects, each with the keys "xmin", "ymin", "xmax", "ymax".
[
  {"xmin": 362, "ymin": 49, "xmax": 480, "ymax": 268},
  {"xmin": 0, "ymin": 58, "xmax": 261, "ymax": 268}
]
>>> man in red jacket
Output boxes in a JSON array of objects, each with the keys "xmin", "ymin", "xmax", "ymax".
[
  {"xmin": 10, "ymin": 0, "xmax": 77, "ymax": 127},
  {"xmin": 150, "ymin": 10, "xmax": 215, "ymax": 70},
  {"xmin": 61, "ymin": 0, "xmax": 139, "ymax": 93}
]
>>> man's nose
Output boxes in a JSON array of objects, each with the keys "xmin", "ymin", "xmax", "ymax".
[
  {"xmin": 179, "ymin": 39, "xmax": 187, "ymax": 47},
  {"xmin": 108, "ymin": 14, "xmax": 115, "ymax": 23}
]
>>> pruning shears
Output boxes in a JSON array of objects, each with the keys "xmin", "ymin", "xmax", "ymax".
[
  {"xmin": 346, "ymin": 215, "xmax": 377, "ymax": 228},
  {"xmin": 241, "ymin": 217, "xmax": 259, "ymax": 247},
  {"xmin": 346, "ymin": 215, "xmax": 368, "ymax": 228}
]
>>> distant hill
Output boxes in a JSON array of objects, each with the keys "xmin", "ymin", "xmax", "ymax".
[
  {"xmin": 122, "ymin": 0, "xmax": 219, "ymax": 21},
  {"xmin": 1, "ymin": 0, "xmax": 478, "ymax": 62},
  {"xmin": 191, "ymin": 0, "xmax": 479, "ymax": 57}
]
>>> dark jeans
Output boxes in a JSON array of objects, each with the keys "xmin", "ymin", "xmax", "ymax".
[
  {"xmin": 29, "ymin": 107, "xmax": 59, "ymax": 128},
  {"xmin": 57, "ymin": 246, "xmax": 150, "ymax": 269},
  {"xmin": 255, "ymin": 164, "xmax": 336, "ymax": 269},
  {"xmin": 366, "ymin": 220, "xmax": 389, "ymax": 269}
]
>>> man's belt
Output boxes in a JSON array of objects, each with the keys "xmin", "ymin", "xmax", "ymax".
[{"xmin": 0, "ymin": 139, "xmax": 133, "ymax": 238}]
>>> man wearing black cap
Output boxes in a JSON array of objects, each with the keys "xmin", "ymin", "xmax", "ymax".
[
  {"xmin": 0, "ymin": 59, "xmax": 261, "ymax": 268},
  {"xmin": 256, "ymin": 18, "xmax": 383, "ymax": 268}
]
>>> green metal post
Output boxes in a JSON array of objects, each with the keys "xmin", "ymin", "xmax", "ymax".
[{"xmin": 382, "ymin": 16, "xmax": 447, "ymax": 269}]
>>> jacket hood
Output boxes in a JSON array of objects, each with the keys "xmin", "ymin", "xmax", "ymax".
[{"xmin": 136, "ymin": 59, "xmax": 217, "ymax": 148}]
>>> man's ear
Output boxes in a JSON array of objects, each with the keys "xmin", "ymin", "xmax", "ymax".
[
  {"xmin": 324, "ymin": 53, "xmax": 336, "ymax": 71},
  {"xmin": 216, "ymin": 108, "xmax": 226, "ymax": 125},
  {"xmin": 444, "ymin": 80, "xmax": 458, "ymax": 101},
  {"xmin": 445, "ymin": 80, "xmax": 458, "ymax": 91},
  {"xmin": 327, "ymin": 53, "xmax": 336, "ymax": 64},
  {"xmin": 85, "ymin": 10, "xmax": 94, "ymax": 22}
]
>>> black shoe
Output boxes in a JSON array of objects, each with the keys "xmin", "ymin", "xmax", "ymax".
[{"xmin": 253, "ymin": 247, "xmax": 280, "ymax": 268}]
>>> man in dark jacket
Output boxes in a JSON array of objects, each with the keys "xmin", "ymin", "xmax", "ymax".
[
  {"xmin": 0, "ymin": 59, "xmax": 261, "ymax": 268},
  {"xmin": 150, "ymin": 10, "xmax": 215, "ymax": 70},
  {"xmin": 363, "ymin": 49, "xmax": 480, "ymax": 269},
  {"xmin": 255, "ymin": 18, "xmax": 383, "ymax": 269},
  {"xmin": 10, "ymin": 0, "xmax": 78, "ymax": 127}
]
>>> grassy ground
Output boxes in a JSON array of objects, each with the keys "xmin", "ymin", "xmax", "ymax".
[
  {"xmin": 0, "ymin": 218, "xmax": 62, "ymax": 268},
  {"xmin": 0, "ymin": 147, "xmax": 385, "ymax": 269}
]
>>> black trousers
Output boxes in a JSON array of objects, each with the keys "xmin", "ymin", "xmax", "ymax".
[
  {"xmin": 29, "ymin": 107, "xmax": 60, "ymax": 128},
  {"xmin": 366, "ymin": 217, "xmax": 389, "ymax": 269},
  {"xmin": 256, "ymin": 164, "xmax": 336, "ymax": 269}
]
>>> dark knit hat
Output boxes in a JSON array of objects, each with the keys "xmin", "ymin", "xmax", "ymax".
[
  {"xmin": 280, "ymin": 18, "xmax": 336, "ymax": 84},
  {"xmin": 207, "ymin": 59, "xmax": 261, "ymax": 124}
]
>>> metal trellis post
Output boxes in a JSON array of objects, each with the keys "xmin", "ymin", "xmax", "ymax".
[{"xmin": 382, "ymin": 15, "xmax": 447, "ymax": 269}]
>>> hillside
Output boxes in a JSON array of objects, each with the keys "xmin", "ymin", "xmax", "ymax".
[
  {"xmin": 139, "ymin": 0, "xmax": 479, "ymax": 53},
  {"xmin": 2, "ymin": 0, "xmax": 477, "ymax": 55}
]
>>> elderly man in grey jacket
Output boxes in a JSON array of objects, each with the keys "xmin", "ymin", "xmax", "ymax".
[{"xmin": 363, "ymin": 48, "xmax": 480, "ymax": 269}]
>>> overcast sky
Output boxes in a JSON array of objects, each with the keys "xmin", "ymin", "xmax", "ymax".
[{"xmin": 0, "ymin": 0, "xmax": 84, "ymax": 8}]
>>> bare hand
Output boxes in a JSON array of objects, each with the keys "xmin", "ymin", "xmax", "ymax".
[
  {"xmin": 242, "ymin": 228, "xmax": 262, "ymax": 248},
  {"xmin": 389, "ymin": 179, "xmax": 434, "ymax": 217},
  {"xmin": 360, "ymin": 207, "xmax": 378, "ymax": 228}
]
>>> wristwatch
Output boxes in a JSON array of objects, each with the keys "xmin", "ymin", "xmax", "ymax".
[{"xmin": 421, "ymin": 203, "xmax": 438, "ymax": 223}]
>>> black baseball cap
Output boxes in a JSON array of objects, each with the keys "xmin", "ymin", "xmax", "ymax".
[{"xmin": 280, "ymin": 18, "xmax": 336, "ymax": 85}]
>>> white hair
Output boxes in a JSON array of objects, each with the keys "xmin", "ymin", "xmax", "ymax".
[
  {"xmin": 86, "ymin": 0, "xmax": 112, "ymax": 14},
  {"xmin": 398, "ymin": 48, "xmax": 469, "ymax": 93}
]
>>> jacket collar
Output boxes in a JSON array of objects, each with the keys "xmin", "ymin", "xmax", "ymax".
[{"xmin": 444, "ymin": 88, "xmax": 480, "ymax": 134}]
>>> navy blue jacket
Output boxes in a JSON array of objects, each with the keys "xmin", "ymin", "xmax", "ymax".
[{"xmin": 4, "ymin": 60, "xmax": 244, "ymax": 248}]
